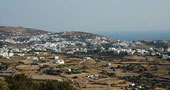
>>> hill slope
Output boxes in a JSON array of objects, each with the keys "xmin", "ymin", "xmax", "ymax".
[
  {"xmin": 0, "ymin": 26, "xmax": 48, "ymax": 38},
  {"xmin": 57, "ymin": 31, "xmax": 116, "ymax": 42}
]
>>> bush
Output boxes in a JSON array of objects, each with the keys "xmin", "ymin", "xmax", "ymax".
[
  {"xmin": 0, "ymin": 81, "xmax": 9, "ymax": 90},
  {"xmin": 0, "ymin": 55, "xmax": 3, "ymax": 59},
  {"xmin": 5, "ymin": 74, "xmax": 39, "ymax": 90},
  {"xmin": 110, "ymin": 67, "xmax": 115, "ymax": 71},
  {"xmin": 107, "ymin": 73, "xmax": 116, "ymax": 77},
  {"xmin": 39, "ymin": 80, "xmax": 76, "ymax": 90},
  {"xmin": 168, "ymin": 72, "xmax": 170, "ymax": 75},
  {"xmin": 2, "ymin": 74, "xmax": 77, "ymax": 90}
]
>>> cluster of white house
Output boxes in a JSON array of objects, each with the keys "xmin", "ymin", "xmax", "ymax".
[
  {"xmin": 2, "ymin": 33, "xmax": 112, "ymax": 48},
  {"xmin": 26, "ymin": 55, "xmax": 65, "ymax": 64},
  {"xmin": 0, "ymin": 48, "xmax": 14, "ymax": 58},
  {"xmin": 1, "ymin": 46, "xmax": 170, "ymax": 62},
  {"xmin": 107, "ymin": 47, "xmax": 162, "ymax": 56},
  {"xmin": 1, "ymin": 32, "xmax": 170, "ymax": 62}
]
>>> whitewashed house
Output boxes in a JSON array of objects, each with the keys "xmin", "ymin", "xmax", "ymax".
[
  {"xmin": 167, "ymin": 47, "xmax": 170, "ymax": 52},
  {"xmin": 27, "ymin": 57, "xmax": 39, "ymax": 61},
  {"xmin": 0, "ymin": 51, "xmax": 8, "ymax": 57},
  {"xmin": 0, "ymin": 51, "xmax": 14, "ymax": 57},
  {"xmin": 67, "ymin": 68, "xmax": 72, "ymax": 72},
  {"xmin": 39, "ymin": 57, "xmax": 45, "ymax": 60},
  {"xmin": 87, "ymin": 74, "xmax": 99, "ymax": 79},
  {"xmin": 53, "ymin": 60, "xmax": 64, "ymax": 64},
  {"xmin": 50, "ymin": 56, "xmax": 59, "ymax": 60},
  {"xmin": 8, "ymin": 52, "xmax": 14, "ymax": 57},
  {"xmin": 83, "ymin": 57, "xmax": 91, "ymax": 61},
  {"xmin": 107, "ymin": 62, "xmax": 112, "ymax": 66},
  {"xmin": 67, "ymin": 51, "xmax": 74, "ymax": 54},
  {"xmin": 16, "ymin": 53, "xmax": 25, "ymax": 56},
  {"xmin": 34, "ymin": 52, "xmax": 40, "ymax": 55}
]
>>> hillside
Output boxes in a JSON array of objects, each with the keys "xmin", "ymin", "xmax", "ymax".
[
  {"xmin": 0, "ymin": 26, "xmax": 118, "ymax": 48},
  {"xmin": 57, "ymin": 31, "xmax": 116, "ymax": 42},
  {"xmin": 0, "ymin": 26, "xmax": 48, "ymax": 38}
]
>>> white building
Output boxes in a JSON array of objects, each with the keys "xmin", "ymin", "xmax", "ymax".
[
  {"xmin": 8, "ymin": 53, "xmax": 14, "ymax": 57},
  {"xmin": 131, "ymin": 83, "xmax": 136, "ymax": 87},
  {"xmin": 0, "ymin": 51, "xmax": 14, "ymax": 57},
  {"xmin": 87, "ymin": 74, "xmax": 99, "ymax": 78},
  {"xmin": 167, "ymin": 47, "xmax": 170, "ymax": 52},
  {"xmin": 53, "ymin": 60, "xmax": 65, "ymax": 64},
  {"xmin": 34, "ymin": 52, "xmax": 40, "ymax": 55},
  {"xmin": 50, "ymin": 56, "xmax": 59, "ymax": 60},
  {"xmin": 27, "ymin": 57, "xmax": 39, "ymax": 61},
  {"xmin": 107, "ymin": 62, "xmax": 112, "ymax": 66},
  {"xmin": 16, "ymin": 53, "xmax": 25, "ymax": 56},
  {"xmin": 83, "ymin": 57, "xmax": 91, "ymax": 60},
  {"xmin": 0, "ymin": 52, "xmax": 8, "ymax": 57},
  {"xmin": 67, "ymin": 51, "xmax": 74, "ymax": 54}
]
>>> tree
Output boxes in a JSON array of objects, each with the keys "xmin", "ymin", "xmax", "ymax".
[
  {"xmin": 0, "ymin": 55, "xmax": 3, "ymax": 59},
  {"xmin": 168, "ymin": 72, "xmax": 170, "ymax": 75},
  {"xmin": 0, "ymin": 81, "xmax": 9, "ymax": 90},
  {"xmin": 3, "ymin": 74, "xmax": 77, "ymax": 90},
  {"xmin": 5, "ymin": 74, "xmax": 38, "ymax": 90},
  {"xmin": 107, "ymin": 73, "xmax": 116, "ymax": 77}
]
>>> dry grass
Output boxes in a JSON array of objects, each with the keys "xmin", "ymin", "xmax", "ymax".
[
  {"xmin": 16, "ymin": 65, "xmax": 39, "ymax": 71},
  {"xmin": 0, "ymin": 59, "xmax": 21, "ymax": 64},
  {"xmin": 123, "ymin": 56, "xmax": 146, "ymax": 60},
  {"xmin": 115, "ymin": 69, "xmax": 138, "ymax": 77},
  {"xmin": 30, "ymin": 73, "xmax": 63, "ymax": 80}
]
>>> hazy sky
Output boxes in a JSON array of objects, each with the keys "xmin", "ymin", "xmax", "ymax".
[{"xmin": 0, "ymin": 0, "xmax": 170, "ymax": 40}]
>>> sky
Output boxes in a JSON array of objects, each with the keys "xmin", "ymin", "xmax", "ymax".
[{"xmin": 0, "ymin": 0, "xmax": 170, "ymax": 40}]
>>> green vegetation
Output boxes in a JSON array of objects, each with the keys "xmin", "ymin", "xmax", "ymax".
[
  {"xmin": 0, "ymin": 65, "xmax": 8, "ymax": 71},
  {"xmin": 0, "ymin": 74, "xmax": 77, "ymax": 90},
  {"xmin": 0, "ymin": 81, "xmax": 9, "ymax": 90},
  {"xmin": 0, "ymin": 55, "xmax": 3, "ymax": 59},
  {"xmin": 121, "ymin": 73, "xmax": 170, "ymax": 89}
]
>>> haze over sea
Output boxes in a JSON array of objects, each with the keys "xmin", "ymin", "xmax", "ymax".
[{"xmin": 95, "ymin": 30, "xmax": 170, "ymax": 41}]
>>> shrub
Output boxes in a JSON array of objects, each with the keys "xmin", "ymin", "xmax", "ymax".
[
  {"xmin": 3, "ymin": 74, "xmax": 77, "ymax": 90},
  {"xmin": 0, "ymin": 81, "xmax": 9, "ymax": 90}
]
